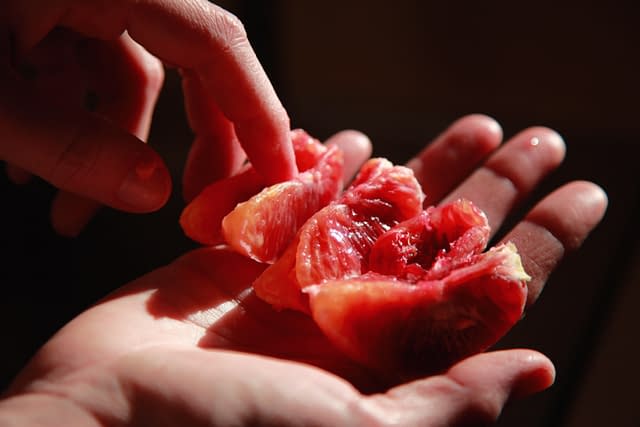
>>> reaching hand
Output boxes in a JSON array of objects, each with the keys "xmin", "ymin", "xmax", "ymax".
[
  {"xmin": 1, "ymin": 0, "xmax": 296, "ymax": 236},
  {"xmin": 0, "ymin": 116, "xmax": 607, "ymax": 426}
]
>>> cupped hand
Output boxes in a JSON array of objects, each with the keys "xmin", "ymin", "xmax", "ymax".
[
  {"xmin": 0, "ymin": 117, "xmax": 607, "ymax": 426},
  {"xmin": 1, "ymin": 0, "xmax": 296, "ymax": 236}
]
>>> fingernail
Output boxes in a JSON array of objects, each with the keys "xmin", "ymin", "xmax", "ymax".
[
  {"xmin": 513, "ymin": 355, "xmax": 556, "ymax": 398},
  {"xmin": 117, "ymin": 153, "xmax": 171, "ymax": 211}
]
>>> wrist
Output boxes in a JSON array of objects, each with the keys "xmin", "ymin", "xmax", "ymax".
[{"xmin": 0, "ymin": 392, "xmax": 99, "ymax": 427}]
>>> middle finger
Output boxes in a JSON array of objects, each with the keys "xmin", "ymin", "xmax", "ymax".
[
  {"xmin": 406, "ymin": 114, "xmax": 503, "ymax": 206},
  {"xmin": 442, "ymin": 127, "xmax": 566, "ymax": 235}
]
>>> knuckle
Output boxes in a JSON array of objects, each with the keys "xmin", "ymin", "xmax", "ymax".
[
  {"xmin": 48, "ymin": 120, "xmax": 101, "ymax": 189},
  {"xmin": 205, "ymin": 6, "xmax": 248, "ymax": 54},
  {"xmin": 462, "ymin": 397, "xmax": 501, "ymax": 426},
  {"xmin": 117, "ymin": 33, "xmax": 165, "ymax": 96},
  {"xmin": 217, "ymin": 10, "xmax": 247, "ymax": 42},
  {"xmin": 440, "ymin": 377, "xmax": 501, "ymax": 426},
  {"xmin": 138, "ymin": 53, "xmax": 165, "ymax": 95}
]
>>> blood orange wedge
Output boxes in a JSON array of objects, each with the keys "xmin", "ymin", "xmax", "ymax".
[
  {"xmin": 368, "ymin": 199, "xmax": 491, "ymax": 281},
  {"xmin": 253, "ymin": 158, "xmax": 425, "ymax": 312},
  {"xmin": 221, "ymin": 143, "xmax": 343, "ymax": 264},
  {"xmin": 182, "ymin": 130, "xmax": 530, "ymax": 378},
  {"xmin": 306, "ymin": 243, "xmax": 529, "ymax": 379},
  {"xmin": 301, "ymin": 199, "xmax": 529, "ymax": 378},
  {"xmin": 180, "ymin": 129, "xmax": 342, "ymax": 249}
]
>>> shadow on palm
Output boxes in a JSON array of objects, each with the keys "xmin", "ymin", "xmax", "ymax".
[{"xmin": 143, "ymin": 246, "xmax": 380, "ymax": 388}]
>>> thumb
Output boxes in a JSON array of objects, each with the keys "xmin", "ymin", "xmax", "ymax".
[
  {"xmin": 361, "ymin": 349, "xmax": 555, "ymax": 426},
  {"xmin": 0, "ymin": 71, "xmax": 171, "ymax": 213}
]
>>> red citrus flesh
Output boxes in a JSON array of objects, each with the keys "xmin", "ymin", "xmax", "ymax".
[
  {"xmin": 181, "ymin": 132, "xmax": 530, "ymax": 378},
  {"xmin": 368, "ymin": 199, "xmax": 490, "ymax": 281},
  {"xmin": 180, "ymin": 130, "xmax": 342, "ymax": 249},
  {"xmin": 253, "ymin": 158, "xmax": 424, "ymax": 312},
  {"xmin": 297, "ymin": 198, "xmax": 528, "ymax": 378},
  {"xmin": 307, "ymin": 243, "xmax": 529, "ymax": 378},
  {"xmin": 222, "ymin": 144, "xmax": 343, "ymax": 263}
]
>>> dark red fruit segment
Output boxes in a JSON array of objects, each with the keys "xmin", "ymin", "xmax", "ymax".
[
  {"xmin": 253, "ymin": 158, "xmax": 424, "ymax": 312},
  {"xmin": 306, "ymin": 243, "xmax": 529, "ymax": 378},
  {"xmin": 180, "ymin": 130, "xmax": 339, "ymax": 247},
  {"xmin": 368, "ymin": 199, "xmax": 490, "ymax": 281},
  {"xmin": 222, "ymin": 144, "xmax": 343, "ymax": 263}
]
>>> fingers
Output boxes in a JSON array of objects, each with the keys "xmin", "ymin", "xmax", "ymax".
[
  {"xmin": 181, "ymin": 69, "xmax": 246, "ymax": 202},
  {"xmin": 48, "ymin": 34, "xmax": 165, "ymax": 235},
  {"xmin": 324, "ymin": 130, "xmax": 372, "ymax": 184},
  {"xmin": 443, "ymin": 127, "xmax": 566, "ymax": 234},
  {"xmin": 9, "ymin": 0, "xmax": 296, "ymax": 185},
  {"xmin": 500, "ymin": 181, "xmax": 608, "ymax": 305},
  {"xmin": 75, "ymin": 33, "xmax": 165, "ymax": 139},
  {"xmin": 360, "ymin": 349, "xmax": 554, "ymax": 426},
  {"xmin": 0, "ymin": 72, "xmax": 171, "ymax": 212},
  {"xmin": 8, "ymin": 0, "xmax": 296, "ymax": 220},
  {"xmin": 125, "ymin": 0, "xmax": 296, "ymax": 183},
  {"xmin": 407, "ymin": 114, "xmax": 503, "ymax": 206},
  {"xmin": 412, "ymin": 121, "xmax": 605, "ymax": 308},
  {"xmin": 440, "ymin": 350, "xmax": 554, "ymax": 424}
]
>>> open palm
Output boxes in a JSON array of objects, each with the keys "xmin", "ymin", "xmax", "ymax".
[{"xmin": 2, "ymin": 116, "xmax": 607, "ymax": 426}]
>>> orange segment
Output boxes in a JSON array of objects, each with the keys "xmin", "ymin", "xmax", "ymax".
[
  {"xmin": 306, "ymin": 243, "xmax": 529, "ymax": 379},
  {"xmin": 222, "ymin": 145, "xmax": 343, "ymax": 263},
  {"xmin": 180, "ymin": 129, "xmax": 339, "ymax": 247},
  {"xmin": 254, "ymin": 158, "xmax": 424, "ymax": 312}
]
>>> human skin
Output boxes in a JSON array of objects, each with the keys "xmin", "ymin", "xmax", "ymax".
[
  {"xmin": 0, "ymin": 0, "xmax": 297, "ymax": 236},
  {"xmin": 0, "ymin": 116, "xmax": 608, "ymax": 426}
]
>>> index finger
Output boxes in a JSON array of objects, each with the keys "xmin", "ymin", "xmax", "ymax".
[{"xmin": 9, "ymin": 0, "xmax": 297, "ymax": 184}]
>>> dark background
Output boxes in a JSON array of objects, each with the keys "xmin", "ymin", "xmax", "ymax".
[{"xmin": 1, "ymin": 1, "xmax": 639, "ymax": 426}]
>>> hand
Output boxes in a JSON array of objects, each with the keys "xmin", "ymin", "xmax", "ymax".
[
  {"xmin": 0, "ymin": 116, "xmax": 607, "ymax": 426},
  {"xmin": 1, "ymin": 0, "xmax": 296, "ymax": 236}
]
